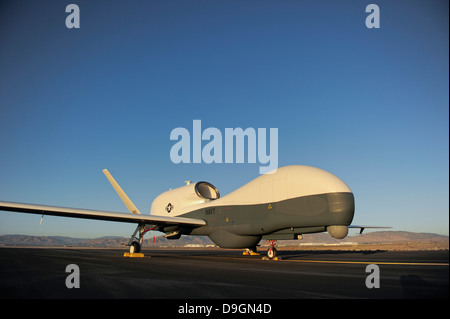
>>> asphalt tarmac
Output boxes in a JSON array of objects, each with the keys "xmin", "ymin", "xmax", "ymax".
[{"xmin": 0, "ymin": 247, "xmax": 448, "ymax": 299}]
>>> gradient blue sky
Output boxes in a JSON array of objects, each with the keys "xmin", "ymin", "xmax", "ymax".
[{"xmin": 0, "ymin": 0, "xmax": 448, "ymax": 238}]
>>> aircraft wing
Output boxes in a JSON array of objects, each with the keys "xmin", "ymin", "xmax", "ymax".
[
  {"xmin": 349, "ymin": 225, "xmax": 391, "ymax": 234},
  {"xmin": 0, "ymin": 201, "xmax": 206, "ymax": 226}
]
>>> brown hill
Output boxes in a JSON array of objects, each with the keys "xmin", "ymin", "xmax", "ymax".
[{"xmin": 0, "ymin": 231, "xmax": 447, "ymax": 248}]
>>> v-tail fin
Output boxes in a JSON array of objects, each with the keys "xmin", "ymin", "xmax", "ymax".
[{"xmin": 102, "ymin": 169, "xmax": 141, "ymax": 214}]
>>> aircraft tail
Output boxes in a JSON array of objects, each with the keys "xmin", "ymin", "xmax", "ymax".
[{"xmin": 102, "ymin": 169, "xmax": 141, "ymax": 214}]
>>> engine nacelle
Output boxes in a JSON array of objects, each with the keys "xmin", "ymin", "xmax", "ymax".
[{"xmin": 150, "ymin": 181, "xmax": 219, "ymax": 217}]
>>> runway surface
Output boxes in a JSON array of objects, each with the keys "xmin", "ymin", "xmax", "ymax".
[{"xmin": 0, "ymin": 247, "xmax": 448, "ymax": 299}]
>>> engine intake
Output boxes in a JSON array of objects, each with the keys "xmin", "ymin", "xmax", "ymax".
[
  {"xmin": 195, "ymin": 181, "xmax": 220, "ymax": 200},
  {"xmin": 150, "ymin": 181, "xmax": 219, "ymax": 217}
]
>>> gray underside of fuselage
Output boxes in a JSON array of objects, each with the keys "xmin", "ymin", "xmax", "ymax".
[{"xmin": 163, "ymin": 192, "xmax": 354, "ymax": 249}]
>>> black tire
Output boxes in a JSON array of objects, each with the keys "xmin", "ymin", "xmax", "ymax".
[
  {"xmin": 130, "ymin": 241, "xmax": 141, "ymax": 254},
  {"xmin": 267, "ymin": 247, "xmax": 277, "ymax": 259}
]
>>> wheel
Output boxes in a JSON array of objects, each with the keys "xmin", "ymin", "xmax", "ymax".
[
  {"xmin": 130, "ymin": 241, "xmax": 141, "ymax": 254},
  {"xmin": 267, "ymin": 247, "xmax": 277, "ymax": 259}
]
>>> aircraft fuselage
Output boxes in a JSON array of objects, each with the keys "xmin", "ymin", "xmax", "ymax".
[{"xmin": 152, "ymin": 166, "xmax": 355, "ymax": 249}]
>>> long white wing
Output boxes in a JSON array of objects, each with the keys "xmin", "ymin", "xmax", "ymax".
[{"xmin": 0, "ymin": 201, "xmax": 206, "ymax": 226}]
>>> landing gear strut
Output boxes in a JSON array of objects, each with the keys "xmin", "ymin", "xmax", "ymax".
[{"xmin": 127, "ymin": 224, "xmax": 156, "ymax": 255}]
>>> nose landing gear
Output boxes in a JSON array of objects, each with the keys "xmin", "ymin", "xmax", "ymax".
[
  {"xmin": 267, "ymin": 240, "xmax": 277, "ymax": 259},
  {"xmin": 245, "ymin": 241, "xmax": 280, "ymax": 260},
  {"xmin": 263, "ymin": 240, "xmax": 279, "ymax": 261}
]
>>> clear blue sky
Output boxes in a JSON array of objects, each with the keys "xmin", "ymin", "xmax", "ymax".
[{"xmin": 0, "ymin": 0, "xmax": 448, "ymax": 238}]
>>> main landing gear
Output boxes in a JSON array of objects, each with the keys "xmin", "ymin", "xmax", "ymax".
[
  {"xmin": 243, "ymin": 246, "xmax": 260, "ymax": 256},
  {"xmin": 125, "ymin": 224, "xmax": 155, "ymax": 257},
  {"xmin": 129, "ymin": 241, "xmax": 141, "ymax": 254}
]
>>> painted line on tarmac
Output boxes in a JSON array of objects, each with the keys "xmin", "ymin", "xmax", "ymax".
[
  {"xmin": 280, "ymin": 259, "xmax": 449, "ymax": 266},
  {"xmin": 141, "ymin": 251, "xmax": 449, "ymax": 266}
]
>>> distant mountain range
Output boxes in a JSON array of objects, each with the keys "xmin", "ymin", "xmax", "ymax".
[{"xmin": 0, "ymin": 231, "xmax": 447, "ymax": 248}]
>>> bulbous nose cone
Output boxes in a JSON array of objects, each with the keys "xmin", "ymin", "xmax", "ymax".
[
  {"xmin": 327, "ymin": 192, "xmax": 355, "ymax": 239},
  {"xmin": 327, "ymin": 192, "xmax": 355, "ymax": 222}
]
